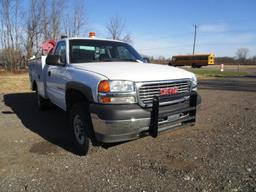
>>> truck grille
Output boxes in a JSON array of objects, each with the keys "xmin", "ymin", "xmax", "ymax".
[{"xmin": 137, "ymin": 80, "xmax": 191, "ymax": 107}]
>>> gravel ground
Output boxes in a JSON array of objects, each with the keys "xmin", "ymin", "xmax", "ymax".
[{"xmin": 0, "ymin": 77, "xmax": 255, "ymax": 192}]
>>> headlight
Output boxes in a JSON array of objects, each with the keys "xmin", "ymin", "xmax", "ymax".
[
  {"xmin": 109, "ymin": 81, "xmax": 134, "ymax": 92},
  {"xmin": 98, "ymin": 80, "xmax": 136, "ymax": 104},
  {"xmin": 191, "ymin": 76, "xmax": 197, "ymax": 91}
]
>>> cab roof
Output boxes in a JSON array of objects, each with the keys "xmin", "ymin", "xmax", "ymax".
[{"xmin": 61, "ymin": 37, "xmax": 124, "ymax": 43}]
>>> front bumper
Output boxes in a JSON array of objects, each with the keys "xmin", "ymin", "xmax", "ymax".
[{"xmin": 90, "ymin": 92, "xmax": 201, "ymax": 143}]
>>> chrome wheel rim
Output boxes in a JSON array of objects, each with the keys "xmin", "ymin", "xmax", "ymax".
[{"xmin": 73, "ymin": 115, "xmax": 85, "ymax": 145}]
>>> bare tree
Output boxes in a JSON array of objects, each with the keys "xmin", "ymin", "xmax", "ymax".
[
  {"xmin": 25, "ymin": 0, "xmax": 43, "ymax": 59},
  {"xmin": 122, "ymin": 33, "xmax": 132, "ymax": 44},
  {"xmin": 51, "ymin": 0, "xmax": 63, "ymax": 40},
  {"xmin": 0, "ymin": 0, "xmax": 23, "ymax": 71},
  {"xmin": 106, "ymin": 15, "xmax": 132, "ymax": 43},
  {"xmin": 252, "ymin": 55, "xmax": 256, "ymax": 64},
  {"xmin": 236, "ymin": 48, "xmax": 249, "ymax": 65},
  {"xmin": 40, "ymin": 0, "xmax": 50, "ymax": 41},
  {"xmin": 0, "ymin": 0, "xmax": 88, "ymax": 72},
  {"xmin": 25, "ymin": 0, "xmax": 65, "ymax": 58},
  {"xmin": 0, "ymin": 0, "xmax": 13, "ymax": 70},
  {"xmin": 63, "ymin": 0, "xmax": 87, "ymax": 37}
]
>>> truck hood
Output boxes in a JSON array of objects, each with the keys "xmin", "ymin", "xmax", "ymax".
[{"xmin": 72, "ymin": 62, "xmax": 195, "ymax": 82}]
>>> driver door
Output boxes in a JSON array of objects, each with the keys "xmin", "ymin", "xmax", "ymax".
[{"xmin": 46, "ymin": 41, "xmax": 68, "ymax": 110}]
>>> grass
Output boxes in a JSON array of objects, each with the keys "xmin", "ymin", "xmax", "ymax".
[
  {"xmin": 0, "ymin": 73, "xmax": 30, "ymax": 94},
  {"xmin": 0, "ymin": 67, "xmax": 254, "ymax": 94},
  {"xmin": 185, "ymin": 68, "xmax": 251, "ymax": 78}
]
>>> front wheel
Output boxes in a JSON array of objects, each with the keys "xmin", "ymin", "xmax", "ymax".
[{"xmin": 69, "ymin": 102, "xmax": 93, "ymax": 156}]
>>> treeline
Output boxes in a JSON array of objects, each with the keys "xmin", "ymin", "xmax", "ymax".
[
  {"xmin": 0, "ymin": 0, "xmax": 255, "ymax": 72},
  {"xmin": 143, "ymin": 48, "xmax": 256, "ymax": 65},
  {"xmin": 215, "ymin": 56, "xmax": 256, "ymax": 65},
  {"xmin": 0, "ymin": 0, "xmax": 86, "ymax": 72},
  {"xmin": 148, "ymin": 54, "xmax": 256, "ymax": 65}
]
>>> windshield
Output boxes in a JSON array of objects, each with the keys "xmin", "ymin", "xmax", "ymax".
[{"xmin": 69, "ymin": 39, "xmax": 143, "ymax": 63}]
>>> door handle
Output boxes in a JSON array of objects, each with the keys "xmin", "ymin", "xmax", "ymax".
[{"xmin": 48, "ymin": 71, "xmax": 51, "ymax": 76}]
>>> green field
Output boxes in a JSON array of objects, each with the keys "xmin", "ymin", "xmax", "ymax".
[
  {"xmin": 0, "ymin": 66, "xmax": 255, "ymax": 94},
  {"xmin": 185, "ymin": 68, "xmax": 251, "ymax": 78}
]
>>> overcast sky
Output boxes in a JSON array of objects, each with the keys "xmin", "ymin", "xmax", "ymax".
[{"xmin": 86, "ymin": 0, "xmax": 256, "ymax": 58}]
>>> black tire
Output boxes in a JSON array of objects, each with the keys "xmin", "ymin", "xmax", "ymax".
[
  {"xmin": 192, "ymin": 63, "xmax": 197, "ymax": 68},
  {"xmin": 69, "ymin": 102, "xmax": 93, "ymax": 156},
  {"xmin": 168, "ymin": 62, "xmax": 176, "ymax": 67},
  {"xmin": 37, "ymin": 92, "xmax": 50, "ymax": 111}
]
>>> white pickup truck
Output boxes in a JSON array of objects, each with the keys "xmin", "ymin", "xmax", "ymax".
[{"xmin": 28, "ymin": 36, "xmax": 201, "ymax": 155}]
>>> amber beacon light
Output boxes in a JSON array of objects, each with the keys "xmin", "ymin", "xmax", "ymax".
[{"xmin": 89, "ymin": 32, "xmax": 96, "ymax": 38}]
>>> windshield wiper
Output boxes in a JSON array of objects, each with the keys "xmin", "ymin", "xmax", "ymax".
[
  {"xmin": 116, "ymin": 59, "xmax": 143, "ymax": 63},
  {"xmin": 99, "ymin": 58, "xmax": 112, "ymax": 62},
  {"xmin": 97, "ymin": 58, "xmax": 144, "ymax": 63}
]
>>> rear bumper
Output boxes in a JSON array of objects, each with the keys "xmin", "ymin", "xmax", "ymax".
[{"xmin": 90, "ymin": 92, "xmax": 201, "ymax": 143}]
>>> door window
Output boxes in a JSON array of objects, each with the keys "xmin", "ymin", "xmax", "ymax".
[{"xmin": 54, "ymin": 42, "xmax": 66, "ymax": 63}]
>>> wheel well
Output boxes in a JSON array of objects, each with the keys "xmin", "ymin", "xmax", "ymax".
[
  {"xmin": 32, "ymin": 81, "xmax": 37, "ymax": 91},
  {"xmin": 66, "ymin": 89, "xmax": 89, "ymax": 110},
  {"xmin": 66, "ymin": 88, "xmax": 97, "ymax": 143}
]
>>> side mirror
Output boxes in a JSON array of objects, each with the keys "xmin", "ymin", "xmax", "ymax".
[{"xmin": 46, "ymin": 55, "xmax": 65, "ymax": 66}]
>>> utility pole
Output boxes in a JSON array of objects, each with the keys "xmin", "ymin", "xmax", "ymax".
[{"xmin": 192, "ymin": 24, "xmax": 197, "ymax": 55}]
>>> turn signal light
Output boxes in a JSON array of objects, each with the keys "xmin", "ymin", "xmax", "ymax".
[
  {"xmin": 100, "ymin": 96, "xmax": 111, "ymax": 103},
  {"xmin": 98, "ymin": 80, "xmax": 110, "ymax": 92}
]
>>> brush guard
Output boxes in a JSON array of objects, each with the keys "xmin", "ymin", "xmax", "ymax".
[{"xmin": 149, "ymin": 91, "xmax": 198, "ymax": 138}]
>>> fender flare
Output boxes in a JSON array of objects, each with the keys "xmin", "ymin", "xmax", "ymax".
[{"xmin": 65, "ymin": 82, "xmax": 94, "ymax": 103}]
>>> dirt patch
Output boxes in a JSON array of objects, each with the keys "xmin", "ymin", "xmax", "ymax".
[
  {"xmin": 29, "ymin": 141, "xmax": 60, "ymax": 155},
  {"xmin": 0, "ymin": 77, "xmax": 255, "ymax": 191}
]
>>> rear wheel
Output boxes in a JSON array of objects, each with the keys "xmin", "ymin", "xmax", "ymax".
[
  {"xmin": 36, "ymin": 92, "xmax": 50, "ymax": 111},
  {"xmin": 69, "ymin": 102, "xmax": 92, "ymax": 156},
  {"xmin": 192, "ymin": 63, "xmax": 202, "ymax": 68}
]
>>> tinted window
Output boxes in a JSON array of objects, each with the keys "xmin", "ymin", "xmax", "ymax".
[
  {"xmin": 54, "ymin": 41, "xmax": 66, "ymax": 63},
  {"xmin": 69, "ymin": 39, "xmax": 143, "ymax": 63}
]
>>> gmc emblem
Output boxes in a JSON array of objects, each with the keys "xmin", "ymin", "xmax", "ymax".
[{"xmin": 160, "ymin": 87, "xmax": 178, "ymax": 96}]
